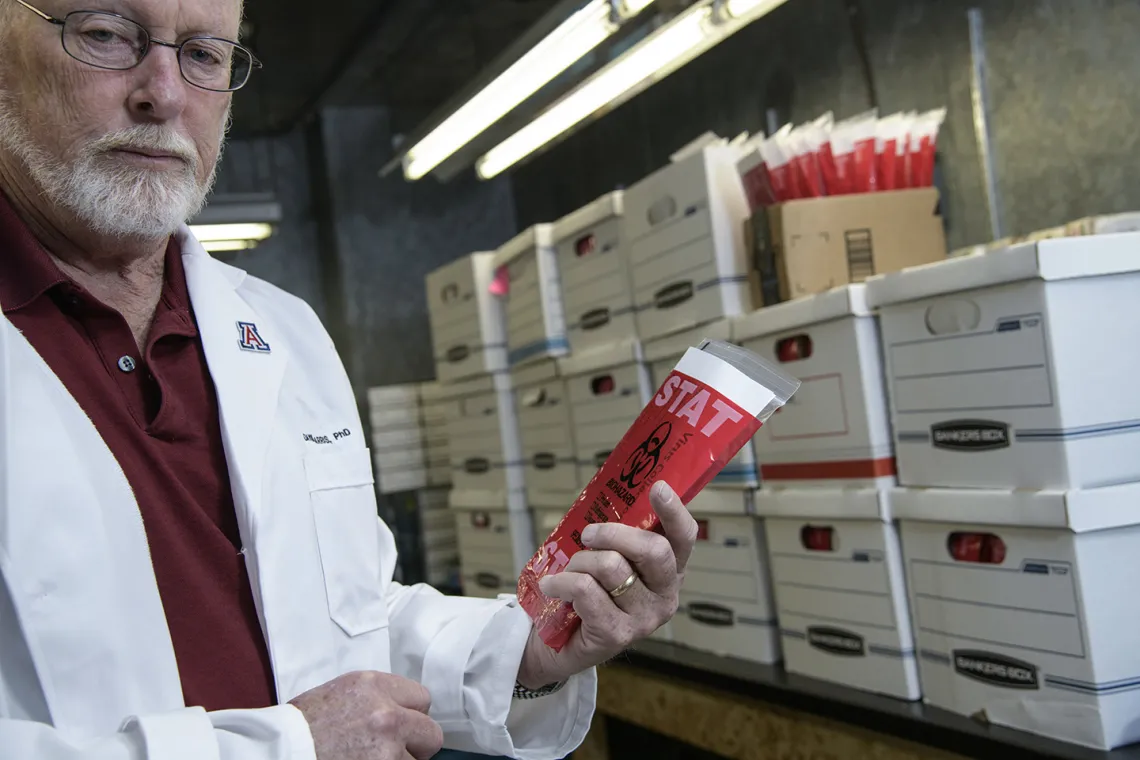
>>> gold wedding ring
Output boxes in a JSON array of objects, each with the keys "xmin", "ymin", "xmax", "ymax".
[{"xmin": 609, "ymin": 572, "xmax": 639, "ymax": 599}]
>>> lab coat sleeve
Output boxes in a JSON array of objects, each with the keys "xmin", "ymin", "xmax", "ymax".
[
  {"xmin": 0, "ymin": 704, "xmax": 316, "ymax": 760},
  {"xmin": 385, "ymin": 582, "xmax": 596, "ymax": 760}
]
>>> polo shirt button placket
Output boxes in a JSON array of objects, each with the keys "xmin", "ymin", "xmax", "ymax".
[{"xmin": 117, "ymin": 355, "xmax": 137, "ymax": 373}]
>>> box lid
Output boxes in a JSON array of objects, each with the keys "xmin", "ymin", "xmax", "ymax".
[
  {"xmin": 418, "ymin": 381, "xmax": 445, "ymax": 403},
  {"xmin": 686, "ymin": 488, "xmax": 752, "ymax": 515},
  {"xmin": 891, "ymin": 483, "xmax": 1140, "ymax": 533},
  {"xmin": 492, "ymin": 223, "xmax": 554, "ymax": 269},
  {"xmin": 753, "ymin": 487, "xmax": 891, "ymax": 522},
  {"xmin": 448, "ymin": 489, "xmax": 515, "ymax": 511},
  {"xmin": 733, "ymin": 284, "xmax": 871, "ymax": 343},
  {"xmin": 366, "ymin": 384, "xmax": 421, "ymax": 407},
  {"xmin": 865, "ymin": 233, "xmax": 1140, "ymax": 309},
  {"xmin": 643, "ymin": 319, "xmax": 732, "ymax": 363},
  {"xmin": 557, "ymin": 339, "xmax": 644, "ymax": 377},
  {"xmin": 433, "ymin": 372, "xmax": 500, "ymax": 401},
  {"xmin": 510, "ymin": 358, "xmax": 560, "ymax": 388},
  {"xmin": 551, "ymin": 192, "xmax": 623, "ymax": 242}
]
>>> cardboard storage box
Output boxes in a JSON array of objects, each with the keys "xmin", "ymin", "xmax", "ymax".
[
  {"xmin": 672, "ymin": 489, "xmax": 780, "ymax": 664},
  {"xmin": 866, "ymin": 233, "xmax": 1140, "ymax": 489},
  {"xmin": 454, "ymin": 508, "xmax": 536, "ymax": 598},
  {"xmin": 559, "ymin": 340, "xmax": 654, "ymax": 488},
  {"xmin": 416, "ymin": 382, "xmax": 453, "ymax": 488},
  {"xmin": 755, "ymin": 488, "xmax": 919, "ymax": 700},
  {"xmin": 367, "ymin": 384, "xmax": 427, "ymax": 494},
  {"xmin": 416, "ymin": 489, "xmax": 460, "ymax": 588},
  {"xmin": 755, "ymin": 188, "xmax": 946, "ymax": 303},
  {"xmin": 894, "ymin": 484, "xmax": 1140, "ymax": 750},
  {"xmin": 425, "ymin": 252, "xmax": 508, "ymax": 383},
  {"xmin": 624, "ymin": 140, "xmax": 752, "ymax": 342},
  {"xmin": 512, "ymin": 360, "xmax": 580, "ymax": 507},
  {"xmin": 734, "ymin": 284, "xmax": 896, "ymax": 489},
  {"xmin": 438, "ymin": 372, "xmax": 525, "ymax": 505},
  {"xmin": 644, "ymin": 320, "xmax": 760, "ymax": 489},
  {"xmin": 492, "ymin": 224, "xmax": 569, "ymax": 367},
  {"xmin": 553, "ymin": 192, "xmax": 638, "ymax": 356}
]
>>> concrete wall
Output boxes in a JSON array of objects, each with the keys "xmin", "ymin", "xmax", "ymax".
[{"xmin": 510, "ymin": 0, "xmax": 1140, "ymax": 252}]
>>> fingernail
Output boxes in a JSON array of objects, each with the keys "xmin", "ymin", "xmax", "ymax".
[
  {"xmin": 651, "ymin": 481, "xmax": 670, "ymax": 500},
  {"xmin": 581, "ymin": 525, "xmax": 599, "ymax": 545},
  {"xmin": 538, "ymin": 577, "xmax": 558, "ymax": 598}
]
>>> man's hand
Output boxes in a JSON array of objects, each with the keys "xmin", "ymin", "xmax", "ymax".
[
  {"xmin": 289, "ymin": 671, "xmax": 444, "ymax": 760},
  {"xmin": 519, "ymin": 480, "xmax": 698, "ymax": 688}
]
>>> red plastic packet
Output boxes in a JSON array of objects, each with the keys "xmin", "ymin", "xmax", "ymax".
[
  {"xmin": 829, "ymin": 110, "xmax": 876, "ymax": 195},
  {"xmin": 907, "ymin": 108, "xmax": 946, "ymax": 188},
  {"xmin": 517, "ymin": 341, "xmax": 799, "ymax": 651},
  {"xmin": 737, "ymin": 145, "xmax": 776, "ymax": 211},
  {"xmin": 876, "ymin": 112, "xmax": 913, "ymax": 191},
  {"xmin": 760, "ymin": 124, "xmax": 796, "ymax": 201},
  {"xmin": 788, "ymin": 113, "xmax": 831, "ymax": 198}
]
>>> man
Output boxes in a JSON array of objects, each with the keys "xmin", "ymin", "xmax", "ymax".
[{"xmin": 0, "ymin": 0, "xmax": 699, "ymax": 759}]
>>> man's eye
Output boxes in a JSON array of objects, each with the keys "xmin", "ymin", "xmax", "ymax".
[{"xmin": 84, "ymin": 29, "xmax": 122, "ymax": 44}]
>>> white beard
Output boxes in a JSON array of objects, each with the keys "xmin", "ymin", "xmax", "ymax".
[{"xmin": 0, "ymin": 88, "xmax": 221, "ymax": 240}]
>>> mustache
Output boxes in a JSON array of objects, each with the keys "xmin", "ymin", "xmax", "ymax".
[{"xmin": 87, "ymin": 125, "xmax": 199, "ymax": 172}]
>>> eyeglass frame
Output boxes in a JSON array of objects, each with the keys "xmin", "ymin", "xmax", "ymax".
[{"xmin": 9, "ymin": 0, "xmax": 262, "ymax": 92}]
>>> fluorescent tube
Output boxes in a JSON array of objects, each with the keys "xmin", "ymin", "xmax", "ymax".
[
  {"xmin": 403, "ymin": 0, "xmax": 660, "ymax": 180},
  {"xmin": 200, "ymin": 239, "xmax": 259, "ymax": 253},
  {"xmin": 476, "ymin": 6, "xmax": 711, "ymax": 179}
]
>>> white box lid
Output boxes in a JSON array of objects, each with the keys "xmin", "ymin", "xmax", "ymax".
[
  {"xmin": 492, "ymin": 223, "xmax": 554, "ymax": 269},
  {"xmin": 551, "ymin": 192, "xmax": 623, "ymax": 242},
  {"xmin": 865, "ymin": 233, "xmax": 1140, "ymax": 309},
  {"xmin": 557, "ymin": 339, "xmax": 644, "ymax": 377},
  {"xmin": 366, "ymin": 384, "xmax": 421, "ymax": 407},
  {"xmin": 686, "ymin": 488, "xmax": 752, "ymax": 515},
  {"xmin": 891, "ymin": 483, "xmax": 1140, "ymax": 533},
  {"xmin": 643, "ymin": 319, "xmax": 733, "ymax": 363},
  {"xmin": 434, "ymin": 372, "xmax": 500, "ymax": 401},
  {"xmin": 732, "ymin": 284, "xmax": 871, "ymax": 343},
  {"xmin": 753, "ymin": 487, "xmax": 891, "ymax": 521},
  {"xmin": 511, "ymin": 358, "xmax": 561, "ymax": 388}
]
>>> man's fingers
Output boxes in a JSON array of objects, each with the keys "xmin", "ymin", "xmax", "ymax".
[
  {"xmin": 401, "ymin": 710, "xmax": 445, "ymax": 760},
  {"xmin": 649, "ymin": 480, "xmax": 698, "ymax": 574},
  {"xmin": 371, "ymin": 673, "xmax": 431, "ymax": 714},
  {"xmin": 540, "ymin": 570, "xmax": 628, "ymax": 630},
  {"xmin": 564, "ymin": 549, "xmax": 649, "ymax": 610},
  {"xmin": 581, "ymin": 522, "xmax": 678, "ymax": 593}
]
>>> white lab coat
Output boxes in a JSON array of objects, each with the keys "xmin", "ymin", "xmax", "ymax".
[{"xmin": 0, "ymin": 228, "xmax": 595, "ymax": 760}]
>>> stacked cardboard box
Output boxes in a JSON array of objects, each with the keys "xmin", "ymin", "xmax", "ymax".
[
  {"xmin": 426, "ymin": 253, "xmax": 534, "ymax": 596},
  {"xmin": 863, "ymin": 232, "xmax": 1140, "ymax": 749},
  {"xmin": 733, "ymin": 284, "xmax": 919, "ymax": 700}
]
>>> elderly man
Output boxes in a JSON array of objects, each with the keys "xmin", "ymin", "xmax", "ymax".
[{"xmin": 0, "ymin": 0, "xmax": 699, "ymax": 758}]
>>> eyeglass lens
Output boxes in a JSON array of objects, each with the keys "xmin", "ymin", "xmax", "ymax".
[{"xmin": 62, "ymin": 11, "xmax": 253, "ymax": 91}]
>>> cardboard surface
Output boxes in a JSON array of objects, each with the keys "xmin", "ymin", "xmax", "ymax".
[
  {"xmin": 442, "ymin": 374, "xmax": 525, "ymax": 502},
  {"xmin": 764, "ymin": 499, "xmax": 920, "ymax": 701},
  {"xmin": 876, "ymin": 261, "xmax": 1140, "ymax": 489},
  {"xmin": 736, "ymin": 287, "xmax": 896, "ymax": 489},
  {"xmin": 672, "ymin": 515, "xmax": 781, "ymax": 664},
  {"xmin": 624, "ymin": 144, "xmax": 753, "ymax": 342},
  {"xmin": 900, "ymin": 514, "xmax": 1140, "ymax": 749},
  {"xmin": 865, "ymin": 232, "xmax": 1140, "ymax": 310},
  {"xmin": 456, "ymin": 508, "xmax": 536, "ymax": 595},
  {"xmin": 753, "ymin": 486, "xmax": 892, "ymax": 521},
  {"xmin": 553, "ymin": 193, "xmax": 638, "ymax": 355},
  {"xmin": 494, "ymin": 224, "xmax": 569, "ymax": 367},
  {"xmin": 425, "ymin": 252, "xmax": 507, "ymax": 382},
  {"xmin": 760, "ymin": 189, "xmax": 946, "ymax": 302},
  {"xmin": 513, "ymin": 365, "xmax": 580, "ymax": 507}
]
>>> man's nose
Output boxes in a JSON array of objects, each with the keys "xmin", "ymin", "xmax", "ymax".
[{"xmin": 127, "ymin": 44, "xmax": 189, "ymax": 121}]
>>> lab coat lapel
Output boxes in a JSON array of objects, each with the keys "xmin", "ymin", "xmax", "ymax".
[
  {"xmin": 179, "ymin": 229, "xmax": 286, "ymax": 533},
  {"xmin": 0, "ymin": 317, "xmax": 184, "ymax": 735}
]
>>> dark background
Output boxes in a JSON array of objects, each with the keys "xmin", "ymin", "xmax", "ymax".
[{"xmin": 212, "ymin": 0, "xmax": 1139, "ymax": 396}]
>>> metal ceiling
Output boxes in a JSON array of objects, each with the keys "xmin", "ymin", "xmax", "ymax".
[{"xmin": 231, "ymin": 0, "xmax": 563, "ymax": 138}]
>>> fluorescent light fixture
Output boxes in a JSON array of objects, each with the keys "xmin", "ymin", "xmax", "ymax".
[
  {"xmin": 402, "ymin": 0, "xmax": 659, "ymax": 181},
  {"xmin": 200, "ymin": 239, "xmax": 259, "ymax": 253},
  {"xmin": 190, "ymin": 223, "xmax": 274, "ymax": 243},
  {"xmin": 476, "ymin": 0, "xmax": 793, "ymax": 178}
]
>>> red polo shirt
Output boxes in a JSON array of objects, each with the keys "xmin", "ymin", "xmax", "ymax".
[{"xmin": 0, "ymin": 192, "xmax": 277, "ymax": 712}]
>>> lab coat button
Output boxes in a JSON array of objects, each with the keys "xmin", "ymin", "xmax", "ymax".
[{"xmin": 117, "ymin": 356, "xmax": 137, "ymax": 373}]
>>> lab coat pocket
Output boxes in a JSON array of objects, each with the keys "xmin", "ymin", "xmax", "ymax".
[{"xmin": 305, "ymin": 447, "xmax": 389, "ymax": 637}]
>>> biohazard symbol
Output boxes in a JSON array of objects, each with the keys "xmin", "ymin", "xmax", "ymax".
[{"xmin": 619, "ymin": 421, "xmax": 671, "ymax": 490}]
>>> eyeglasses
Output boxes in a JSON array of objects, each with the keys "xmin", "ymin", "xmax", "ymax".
[{"xmin": 11, "ymin": 0, "xmax": 261, "ymax": 92}]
